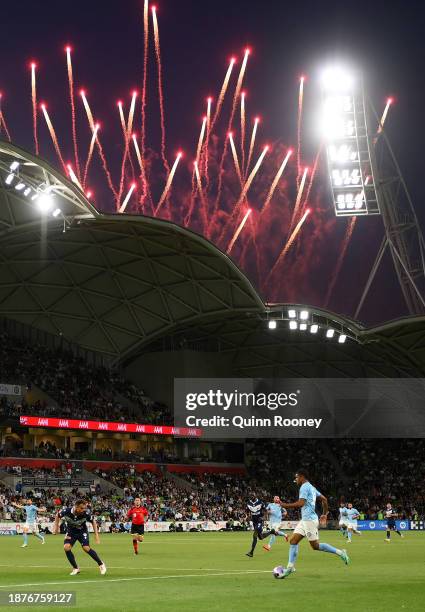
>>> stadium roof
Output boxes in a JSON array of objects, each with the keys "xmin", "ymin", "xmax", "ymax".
[
  {"xmin": 0, "ymin": 140, "xmax": 424, "ymax": 375},
  {"xmin": 0, "ymin": 141, "xmax": 263, "ymax": 361}
]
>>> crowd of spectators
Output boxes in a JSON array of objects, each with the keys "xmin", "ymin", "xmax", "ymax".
[{"xmin": 0, "ymin": 331, "xmax": 171, "ymax": 424}]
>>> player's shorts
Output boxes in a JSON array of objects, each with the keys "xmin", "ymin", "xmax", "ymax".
[
  {"xmin": 387, "ymin": 518, "xmax": 396, "ymax": 529},
  {"xmin": 270, "ymin": 521, "xmax": 283, "ymax": 531},
  {"xmin": 294, "ymin": 520, "xmax": 319, "ymax": 541},
  {"xmin": 338, "ymin": 519, "xmax": 347, "ymax": 527},
  {"xmin": 64, "ymin": 530, "xmax": 90, "ymax": 547},
  {"xmin": 24, "ymin": 522, "xmax": 36, "ymax": 531},
  {"xmin": 130, "ymin": 524, "xmax": 145, "ymax": 535},
  {"xmin": 347, "ymin": 521, "xmax": 358, "ymax": 530}
]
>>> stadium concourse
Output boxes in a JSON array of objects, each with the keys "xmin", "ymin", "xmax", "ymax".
[{"xmin": 1, "ymin": 141, "xmax": 425, "ymax": 531}]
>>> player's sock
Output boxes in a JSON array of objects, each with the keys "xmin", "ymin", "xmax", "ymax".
[
  {"xmin": 276, "ymin": 530, "xmax": 286, "ymax": 537},
  {"xmin": 250, "ymin": 534, "xmax": 258, "ymax": 554},
  {"xmin": 133, "ymin": 538, "xmax": 138, "ymax": 553},
  {"xmin": 268, "ymin": 534, "xmax": 276, "ymax": 547},
  {"xmin": 23, "ymin": 533, "xmax": 28, "ymax": 545},
  {"xmin": 318, "ymin": 543, "xmax": 342, "ymax": 556},
  {"xmin": 287, "ymin": 544, "xmax": 299, "ymax": 568},
  {"xmin": 34, "ymin": 532, "xmax": 44, "ymax": 541},
  {"xmin": 396, "ymin": 530, "xmax": 402, "ymax": 536},
  {"xmin": 65, "ymin": 550, "xmax": 78, "ymax": 569},
  {"xmin": 87, "ymin": 548, "xmax": 103, "ymax": 566},
  {"xmin": 386, "ymin": 530, "xmax": 391, "ymax": 539},
  {"xmin": 347, "ymin": 530, "xmax": 352, "ymax": 542}
]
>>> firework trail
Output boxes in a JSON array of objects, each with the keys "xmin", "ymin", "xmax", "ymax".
[
  {"xmin": 203, "ymin": 96, "xmax": 212, "ymax": 182},
  {"xmin": 210, "ymin": 57, "xmax": 236, "ymax": 132},
  {"xmin": 296, "ymin": 76, "xmax": 305, "ymax": 188},
  {"xmin": 246, "ymin": 116, "xmax": 259, "ymax": 177},
  {"xmin": 188, "ymin": 115, "xmax": 207, "ymax": 221},
  {"xmin": 240, "ymin": 91, "xmax": 246, "ymax": 172},
  {"xmin": 67, "ymin": 163, "xmax": 83, "ymax": 190},
  {"xmin": 194, "ymin": 160, "xmax": 209, "ymax": 230},
  {"xmin": 214, "ymin": 48, "xmax": 250, "ymax": 214},
  {"xmin": 266, "ymin": 208, "xmax": 311, "ymax": 285},
  {"xmin": 375, "ymin": 97, "xmax": 393, "ymax": 143},
  {"xmin": 83, "ymin": 122, "xmax": 99, "ymax": 188},
  {"xmin": 41, "ymin": 104, "xmax": 67, "ymax": 173},
  {"xmin": 261, "ymin": 148, "xmax": 292, "ymax": 216},
  {"xmin": 288, "ymin": 165, "xmax": 308, "ymax": 233},
  {"xmin": 155, "ymin": 151, "xmax": 182, "ymax": 215},
  {"xmin": 66, "ymin": 46, "xmax": 81, "ymax": 182},
  {"xmin": 324, "ymin": 216, "xmax": 357, "ymax": 308},
  {"xmin": 152, "ymin": 5, "xmax": 170, "ymax": 174},
  {"xmin": 30, "ymin": 62, "xmax": 39, "ymax": 155},
  {"xmin": 117, "ymin": 92, "xmax": 138, "ymax": 203},
  {"xmin": 119, "ymin": 182, "xmax": 136, "ymax": 213},
  {"xmin": 227, "ymin": 208, "xmax": 252, "ymax": 254},
  {"xmin": 132, "ymin": 133, "xmax": 152, "ymax": 213},
  {"xmin": 228, "ymin": 132, "xmax": 243, "ymax": 185},
  {"xmin": 141, "ymin": 0, "xmax": 149, "ymax": 161},
  {"xmin": 218, "ymin": 145, "xmax": 268, "ymax": 243},
  {"xmin": 0, "ymin": 95, "xmax": 11, "ymax": 141},
  {"xmin": 80, "ymin": 90, "xmax": 118, "ymax": 201}
]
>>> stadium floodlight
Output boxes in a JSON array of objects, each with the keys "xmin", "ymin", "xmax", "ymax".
[
  {"xmin": 321, "ymin": 64, "xmax": 380, "ymax": 217},
  {"xmin": 5, "ymin": 173, "xmax": 14, "ymax": 185},
  {"xmin": 10, "ymin": 161, "xmax": 19, "ymax": 171},
  {"xmin": 299, "ymin": 310, "xmax": 309, "ymax": 320},
  {"xmin": 300, "ymin": 323, "xmax": 307, "ymax": 331},
  {"xmin": 326, "ymin": 328, "xmax": 335, "ymax": 338},
  {"xmin": 15, "ymin": 183, "xmax": 25, "ymax": 191},
  {"xmin": 37, "ymin": 193, "xmax": 54, "ymax": 213},
  {"xmin": 288, "ymin": 309, "xmax": 297, "ymax": 319},
  {"xmin": 338, "ymin": 334, "xmax": 347, "ymax": 343},
  {"xmin": 321, "ymin": 67, "xmax": 354, "ymax": 92},
  {"xmin": 289, "ymin": 321, "xmax": 298, "ymax": 330},
  {"xmin": 23, "ymin": 188, "xmax": 31, "ymax": 196},
  {"xmin": 310, "ymin": 324, "xmax": 319, "ymax": 334},
  {"xmin": 268, "ymin": 320, "xmax": 277, "ymax": 330},
  {"xmin": 52, "ymin": 208, "xmax": 62, "ymax": 218}
]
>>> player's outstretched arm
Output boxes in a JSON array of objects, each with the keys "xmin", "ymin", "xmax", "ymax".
[
  {"xmin": 92, "ymin": 519, "xmax": 100, "ymax": 545},
  {"xmin": 11, "ymin": 502, "xmax": 23, "ymax": 509},
  {"xmin": 318, "ymin": 494, "xmax": 329, "ymax": 526}
]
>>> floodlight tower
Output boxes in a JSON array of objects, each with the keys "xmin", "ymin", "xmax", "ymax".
[{"xmin": 321, "ymin": 67, "xmax": 425, "ymax": 317}]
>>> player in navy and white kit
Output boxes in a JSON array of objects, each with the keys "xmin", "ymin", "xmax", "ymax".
[
  {"xmin": 245, "ymin": 495, "xmax": 276, "ymax": 557},
  {"xmin": 53, "ymin": 499, "xmax": 107, "ymax": 576},
  {"xmin": 275, "ymin": 469, "xmax": 350, "ymax": 579},
  {"xmin": 385, "ymin": 503, "xmax": 404, "ymax": 542}
]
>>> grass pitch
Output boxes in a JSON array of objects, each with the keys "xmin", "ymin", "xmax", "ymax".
[{"xmin": 0, "ymin": 531, "xmax": 423, "ymax": 611}]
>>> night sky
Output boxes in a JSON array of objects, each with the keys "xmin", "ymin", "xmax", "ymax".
[{"xmin": 1, "ymin": 0, "xmax": 425, "ymax": 324}]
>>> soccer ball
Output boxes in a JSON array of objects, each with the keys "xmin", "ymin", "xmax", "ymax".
[{"xmin": 273, "ymin": 565, "xmax": 285, "ymax": 579}]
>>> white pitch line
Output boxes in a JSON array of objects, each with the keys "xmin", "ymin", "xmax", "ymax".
[
  {"xmin": 0, "ymin": 564, "xmax": 264, "ymax": 573},
  {"xmin": 0, "ymin": 570, "xmax": 270, "ymax": 589}
]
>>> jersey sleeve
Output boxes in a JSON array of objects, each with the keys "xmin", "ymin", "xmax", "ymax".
[
  {"xmin": 299, "ymin": 483, "xmax": 308, "ymax": 499},
  {"xmin": 143, "ymin": 507, "xmax": 148, "ymax": 517},
  {"xmin": 58, "ymin": 507, "xmax": 67, "ymax": 518}
]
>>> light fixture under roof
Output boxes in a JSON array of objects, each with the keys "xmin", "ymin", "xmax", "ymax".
[
  {"xmin": 289, "ymin": 321, "xmax": 298, "ymax": 330},
  {"xmin": 326, "ymin": 328, "xmax": 335, "ymax": 338}
]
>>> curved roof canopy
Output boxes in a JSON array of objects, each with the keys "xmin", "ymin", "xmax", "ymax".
[
  {"xmin": 0, "ymin": 141, "xmax": 263, "ymax": 361},
  {"xmin": 1, "ymin": 141, "xmax": 424, "ymax": 376}
]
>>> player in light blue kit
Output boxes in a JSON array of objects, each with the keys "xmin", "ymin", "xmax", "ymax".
[
  {"xmin": 12, "ymin": 498, "xmax": 46, "ymax": 547},
  {"xmin": 345, "ymin": 503, "xmax": 361, "ymax": 542},
  {"xmin": 263, "ymin": 496, "xmax": 289, "ymax": 551},
  {"xmin": 274, "ymin": 469, "xmax": 350, "ymax": 579},
  {"xmin": 338, "ymin": 502, "xmax": 348, "ymax": 538}
]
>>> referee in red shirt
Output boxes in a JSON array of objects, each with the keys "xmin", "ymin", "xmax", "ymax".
[{"xmin": 127, "ymin": 497, "xmax": 149, "ymax": 554}]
